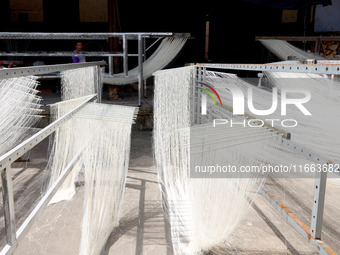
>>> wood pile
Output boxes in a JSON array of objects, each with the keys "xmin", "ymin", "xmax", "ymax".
[{"xmin": 315, "ymin": 41, "xmax": 340, "ymax": 58}]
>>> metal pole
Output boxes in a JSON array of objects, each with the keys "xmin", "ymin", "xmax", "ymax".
[
  {"xmin": 99, "ymin": 67, "xmax": 105, "ymax": 102},
  {"xmin": 314, "ymin": 40, "xmax": 319, "ymax": 56},
  {"xmin": 202, "ymin": 67, "xmax": 212, "ymax": 122},
  {"xmin": 108, "ymin": 56, "xmax": 113, "ymax": 76},
  {"xmin": 316, "ymin": 37, "xmax": 321, "ymax": 56},
  {"xmin": 143, "ymin": 37, "xmax": 147, "ymax": 98},
  {"xmin": 138, "ymin": 35, "xmax": 144, "ymax": 107},
  {"xmin": 94, "ymin": 66, "xmax": 102, "ymax": 103},
  {"xmin": 310, "ymin": 170, "xmax": 327, "ymax": 239},
  {"xmin": 191, "ymin": 66, "xmax": 197, "ymax": 123},
  {"xmin": 196, "ymin": 67, "xmax": 202, "ymax": 124},
  {"xmin": 202, "ymin": 67, "xmax": 206, "ymax": 122},
  {"xmin": 123, "ymin": 35, "xmax": 128, "ymax": 77},
  {"xmin": 1, "ymin": 166, "xmax": 17, "ymax": 246},
  {"xmin": 93, "ymin": 66, "xmax": 98, "ymax": 102}
]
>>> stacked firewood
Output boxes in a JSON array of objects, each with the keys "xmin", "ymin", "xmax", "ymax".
[{"xmin": 319, "ymin": 41, "xmax": 340, "ymax": 58}]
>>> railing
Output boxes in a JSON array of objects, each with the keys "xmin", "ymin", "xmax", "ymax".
[
  {"xmin": 0, "ymin": 61, "xmax": 104, "ymax": 255},
  {"xmin": 197, "ymin": 62, "xmax": 340, "ymax": 75}
]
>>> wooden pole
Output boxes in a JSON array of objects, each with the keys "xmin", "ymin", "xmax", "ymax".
[
  {"xmin": 108, "ymin": 0, "xmax": 120, "ymax": 73},
  {"xmin": 205, "ymin": 15, "xmax": 210, "ymax": 61}
]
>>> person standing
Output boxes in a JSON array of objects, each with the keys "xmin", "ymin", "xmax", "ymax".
[{"xmin": 72, "ymin": 41, "xmax": 86, "ymax": 63}]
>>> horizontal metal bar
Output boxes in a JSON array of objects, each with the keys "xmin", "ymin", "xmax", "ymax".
[
  {"xmin": 197, "ymin": 63, "xmax": 340, "ymax": 75},
  {"xmin": 0, "ymin": 95, "xmax": 96, "ymax": 171},
  {"xmin": 258, "ymin": 183, "xmax": 311, "ymax": 240},
  {"xmin": 316, "ymin": 60, "xmax": 340, "ymax": 65},
  {"xmin": 280, "ymin": 138, "xmax": 340, "ymax": 177},
  {"xmin": 0, "ymin": 32, "xmax": 176, "ymax": 40},
  {"xmin": 0, "ymin": 61, "xmax": 106, "ymax": 79},
  {"xmin": 0, "ymin": 52, "xmax": 140, "ymax": 57},
  {"xmin": 257, "ymin": 183, "xmax": 337, "ymax": 255},
  {"xmin": 310, "ymin": 239, "xmax": 337, "ymax": 255},
  {"xmin": 173, "ymin": 33, "xmax": 192, "ymax": 38},
  {"xmin": 255, "ymin": 36, "xmax": 340, "ymax": 42}
]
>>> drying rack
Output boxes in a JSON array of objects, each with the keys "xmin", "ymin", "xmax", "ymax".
[
  {"xmin": 0, "ymin": 61, "xmax": 105, "ymax": 255},
  {"xmin": 194, "ymin": 60, "xmax": 340, "ymax": 255},
  {"xmin": 0, "ymin": 32, "xmax": 191, "ymax": 106}
]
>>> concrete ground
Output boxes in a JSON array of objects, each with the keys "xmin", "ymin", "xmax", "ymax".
[{"xmin": 1, "ymin": 90, "xmax": 339, "ymax": 254}]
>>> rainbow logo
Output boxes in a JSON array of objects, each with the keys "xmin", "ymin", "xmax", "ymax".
[{"xmin": 196, "ymin": 82, "xmax": 222, "ymax": 115}]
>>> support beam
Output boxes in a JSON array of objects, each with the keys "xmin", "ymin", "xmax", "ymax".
[
  {"xmin": 205, "ymin": 16, "xmax": 210, "ymax": 61},
  {"xmin": 202, "ymin": 67, "xmax": 208, "ymax": 121},
  {"xmin": 0, "ymin": 61, "xmax": 106, "ymax": 79},
  {"xmin": 108, "ymin": 56, "xmax": 114, "ymax": 76},
  {"xmin": 143, "ymin": 37, "xmax": 147, "ymax": 98},
  {"xmin": 0, "ymin": 52, "xmax": 139, "ymax": 57},
  {"xmin": 311, "ymin": 170, "xmax": 327, "ymax": 239},
  {"xmin": 197, "ymin": 63, "xmax": 340, "ymax": 75},
  {"xmin": 108, "ymin": 0, "xmax": 120, "ymax": 74},
  {"xmin": 138, "ymin": 35, "xmax": 144, "ymax": 107},
  {"xmin": 94, "ymin": 66, "xmax": 103, "ymax": 103},
  {"xmin": 196, "ymin": 67, "xmax": 202, "ymax": 124},
  {"xmin": 280, "ymin": 139, "xmax": 339, "ymax": 177},
  {"xmin": 0, "ymin": 32, "xmax": 177, "ymax": 40},
  {"xmin": 1, "ymin": 166, "xmax": 17, "ymax": 246},
  {"xmin": 123, "ymin": 35, "xmax": 128, "ymax": 76}
]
